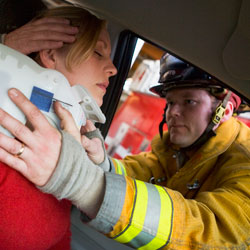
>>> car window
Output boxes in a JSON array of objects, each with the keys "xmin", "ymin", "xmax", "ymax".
[
  {"xmin": 104, "ymin": 36, "xmax": 250, "ymax": 159},
  {"xmin": 104, "ymin": 38, "xmax": 167, "ymax": 159}
]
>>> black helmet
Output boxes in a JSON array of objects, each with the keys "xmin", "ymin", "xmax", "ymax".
[{"xmin": 150, "ymin": 53, "xmax": 225, "ymax": 97}]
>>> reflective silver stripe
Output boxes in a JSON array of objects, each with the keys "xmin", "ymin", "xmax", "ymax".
[
  {"xmin": 88, "ymin": 172, "xmax": 127, "ymax": 233},
  {"xmin": 139, "ymin": 186, "xmax": 173, "ymax": 249},
  {"xmin": 114, "ymin": 180, "xmax": 173, "ymax": 249}
]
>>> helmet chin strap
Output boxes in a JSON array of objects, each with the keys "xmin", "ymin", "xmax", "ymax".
[
  {"xmin": 159, "ymin": 102, "xmax": 168, "ymax": 138},
  {"xmin": 159, "ymin": 90, "xmax": 232, "ymax": 151}
]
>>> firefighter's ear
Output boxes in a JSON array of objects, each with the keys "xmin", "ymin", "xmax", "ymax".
[
  {"xmin": 39, "ymin": 49, "xmax": 57, "ymax": 69},
  {"xmin": 221, "ymin": 101, "xmax": 234, "ymax": 122},
  {"xmin": 214, "ymin": 101, "xmax": 234, "ymax": 130}
]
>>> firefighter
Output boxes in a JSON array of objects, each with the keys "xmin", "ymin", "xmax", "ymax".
[
  {"xmin": 78, "ymin": 54, "xmax": 250, "ymax": 249},
  {"xmin": 0, "ymin": 53, "xmax": 249, "ymax": 249}
]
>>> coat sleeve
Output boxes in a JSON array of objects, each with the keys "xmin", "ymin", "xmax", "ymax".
[
  {"xmin": 86, "ymin": 161, "xmax": 250, "ymax": 249},
  {"xmin": 109, "ymin": 151, "xmax": 166, "ymax": 183}
]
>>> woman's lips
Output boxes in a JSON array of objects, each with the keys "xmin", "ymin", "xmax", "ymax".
[{"xmin": 97, "ymin": 82, "xmax": 109, "ymax": 92}]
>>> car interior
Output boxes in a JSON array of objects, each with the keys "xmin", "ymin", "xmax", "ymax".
[{"xmin": 1, "ymin": 0, "xmax": 250, "ymax": 249}]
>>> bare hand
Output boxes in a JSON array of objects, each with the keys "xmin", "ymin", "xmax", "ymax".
[
  {"xmin": 0, "ymin": 88, "xmax": 62, "ymax": 186},
  {"xmin": 4, "ymin": 17, "xmax": 78, "ymax": 55},
  {"xmin": 81, "ymin": 121, "xmax": 105, "ymax": 165},
  {"xmin": 56, "ymin": 104, "xmax": 105, "ymax": 164}
]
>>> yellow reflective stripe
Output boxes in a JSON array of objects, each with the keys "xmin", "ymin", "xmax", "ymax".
[
  {"xmin": 119, "ymin": 161, "xmax": 127, "ymax": 176},
  {"xmin": 113, "ymin": 159, "xmax": 127, "ymax": 176},
  {"xmin": 115, "ymin": 180, "xmax": 148, "ymax": 244},
  {"xmin": 139, "ymin": 186, "xmax": 173, "ymax": 250},
  {"xmin": 111, "ymin": 159, "xmax": 118, "ymax": 173},
  {"xmin": 111, "ymin": 158, "xmax": 121, "ymax": 174},
  {"xmin": 115, "ymin": 159, "xmax": 122, "ymax": 175}
]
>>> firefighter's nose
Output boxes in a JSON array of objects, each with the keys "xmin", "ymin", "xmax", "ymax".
[{"xmin": 168, "ymin": 104, "xmax": 181, "ymax": 117}]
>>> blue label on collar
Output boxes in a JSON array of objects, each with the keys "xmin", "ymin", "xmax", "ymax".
[{"xmin": 30, "ymin": 86, "xmax": 54, "ymax": 112}]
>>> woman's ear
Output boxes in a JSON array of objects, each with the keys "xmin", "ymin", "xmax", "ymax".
[
  {"xmin": 39, "ymin": 50, "xmax": 57, "ymax": 69},
  {"xmin": 221, "ymin": 101, "xmax": 234, "ymax": 122}
]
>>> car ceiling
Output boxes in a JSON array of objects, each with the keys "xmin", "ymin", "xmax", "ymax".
[{"xmin": 65, "ymin": 0, "xmax": 250, "ymax": 102}]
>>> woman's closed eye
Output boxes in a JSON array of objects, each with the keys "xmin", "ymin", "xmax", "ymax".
[{"xmin": 94, "ymin": 50, "xmax": 103, "ymax": 57}]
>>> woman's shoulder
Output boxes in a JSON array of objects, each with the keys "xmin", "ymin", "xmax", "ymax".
[
  {"xmin": 0, "ymin": 161, "xmax": 72, "ymax": 250},
  {"xmin": 0, "ymin": 161, "xmax": 12, "ymax": 184}
]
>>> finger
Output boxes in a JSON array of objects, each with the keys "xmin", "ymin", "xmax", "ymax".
[
  {"xmin": 80, "ymin": 120, "xmax": 97, "ymax": 134},
  {"xmin": 28, "ymin": 40, "xmax": 64, "ymax": 52},
  {"xmin": 31, "ymin": 30, "xmax": 77, "ymax": 43},
  {"xmin": 81, "ymin": 136, "xmax": 105, "ymax": 164},
  {"xmin": 0, "ymin": 147, "xmax": 28, "ymax": 176},
  {"xmin": 54, "ymin": 102, "xmax": 81, "ymax": 143},
  {"xmin": 19, "ymin": 30, "xmax": 76, "ymax": 54},
  {"xmin": 7, "ymin": 89, "xmax": 54, "ymax": 134},
  {"xmin": 0, "ymin": 108, "xmax": 33, "ymax": 145},
  {"xmin": 31, "ymin": 21, "xmax": 79, "ymax": 35},
  {"xmin": 81, "ymin": 135, "xmax": 100, "ymax": 153},
  {"xmin": 31, "ymin": 17, "xmax": 71, "ymax": 25},
  {"xmin": 81, "ymin": 135, "xmax": 91, "ymax": 149},
  {"xmin": 0, "ymin": 132, "xmax": 28, "ymax": 158}
]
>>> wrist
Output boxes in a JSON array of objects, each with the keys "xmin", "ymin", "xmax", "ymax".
[
  {"xmin": 99, "ymin": 155, "xmax": 111, "ymax": 172},
  {"xmin": 38, "ymin": 131, "xmax": 105, "ymax": 215}
]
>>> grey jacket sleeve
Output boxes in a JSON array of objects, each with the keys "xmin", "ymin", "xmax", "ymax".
[
  {"xmin": 38, "ymin": 131, "xmax": 105, "ymax": 215},
  {"xmin": 38, "ymin": 130, "xmax": 126, "ymax": 234}
]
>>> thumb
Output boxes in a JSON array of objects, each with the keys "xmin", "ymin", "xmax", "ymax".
[
  {"xmin": 81, "ymin": 135, "xmax": 92, "ymax": 150},
  {"xmin": 80, "ymin": 120, "xmax": 97, "ymax": 134},
  {"xmin": 53, "ymin": 101, "xmax": 81, "ymax": 143},
  {"xmin": 81, "ymin": 135, "xmax": 105, "ymax": 164}
]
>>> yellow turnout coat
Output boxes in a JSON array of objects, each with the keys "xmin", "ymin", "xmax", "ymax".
[{"xmin": 90, "ymin": 117, "xmax": 250, "ymax": 249}]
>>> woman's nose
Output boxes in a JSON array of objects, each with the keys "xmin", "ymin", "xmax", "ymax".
[{"xmin": 106, "ymin": 59, "xmax": 117, "ymax": 77}]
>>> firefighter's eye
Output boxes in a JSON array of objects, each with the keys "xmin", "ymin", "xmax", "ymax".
[
  {"xmin": 166, "ymin": 101, "xmax": 173, "ymax": 107},
  {"xmin": 186, "ymin": 99, "xmax": 196, "ymax": 105}
]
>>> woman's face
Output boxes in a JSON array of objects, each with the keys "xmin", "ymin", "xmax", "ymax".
[{"xmin": 54, "ymin": 27, "xmax": 117, "ymax": 106}]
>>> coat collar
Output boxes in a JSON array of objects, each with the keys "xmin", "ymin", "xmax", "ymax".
[{"xmin": 152, "ymin": 117, "xmax": 240, "ymax": 169}]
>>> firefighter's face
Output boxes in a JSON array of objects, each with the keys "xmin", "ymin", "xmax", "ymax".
[
  {"xmin": 165, "ymin": 88, "xmax": 215, "ymax": 148},
  {"xmin": 53, "ymin": 27, "xmax": 117, "ymax": 107}
]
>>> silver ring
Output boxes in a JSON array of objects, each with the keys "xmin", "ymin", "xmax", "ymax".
[{"xmin": 15, "ymin": 143, "xmax": 25, "ymax": 157}]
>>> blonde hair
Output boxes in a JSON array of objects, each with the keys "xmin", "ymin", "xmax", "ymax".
[{"xmin": 34, "ymin": 6, "xmax": 106, "ymax": 71}]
